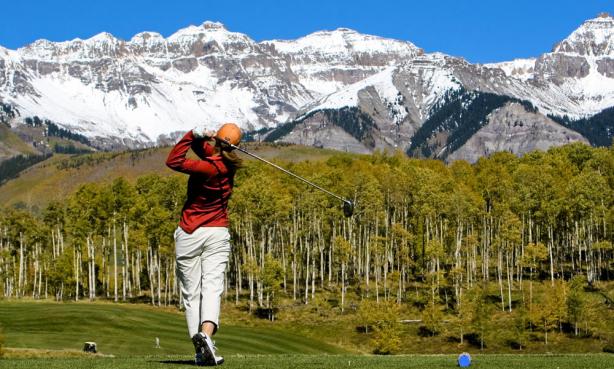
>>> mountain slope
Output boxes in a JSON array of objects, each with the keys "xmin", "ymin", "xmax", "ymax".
[
  {"xmin": 448, "ymin": 102, "xmax": 589, "ymax": 163},
  {"xmin": 406, "ymin": 90, "xmax": 530, "ymax": 158},
  {"xmin": 0, "ymin": 121, "xmax": 36, "ymax": 159}
]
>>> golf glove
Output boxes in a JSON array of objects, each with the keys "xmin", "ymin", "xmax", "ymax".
[{"xmin": 192, "ymin": 126, "xmax": 216, "ymax": 139}]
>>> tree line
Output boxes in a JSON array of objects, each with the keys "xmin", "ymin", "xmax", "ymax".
[
  {"xmin": 550, "ymin": 107, "xmax": 614, "ymax": 147},
  {"xmin": 0, "ymin": 153, "xmax": 52, "ymax": 184},
  {"xmin": 1, "ymin": 142, "xmax": 613, "ymax": 350},
  {"xmin": 24, "ymin": 116, "xmax": 91, "ymax": 146}
]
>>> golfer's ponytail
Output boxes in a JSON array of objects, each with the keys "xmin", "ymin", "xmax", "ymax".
[{"xmin": 221, "ymin": 148, "xmax": 243, "ymax": 172}]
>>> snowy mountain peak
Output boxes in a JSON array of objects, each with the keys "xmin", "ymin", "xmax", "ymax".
[
  {"xmin": 16, "ymin": 32, "xmax": 123, "ymax": 61},
  {"xmin": 308, "ymin": 27, "xmax": 360, "ymax": 36},
  {"xmin": 22, "ymin": 38, "xmax": 54, "ymax": 50},
  {"xmin": 85, "ymin": 32, "xmax": 119, "ymax": 43},
  {"xmin": 202, "ymin": 21, "xmax": 227, "ymax": 30},
  {"xmin": 554, "ymin": 13, "xmax": 614, "ymax": 56},
  {"xmin": 130, "ymin": 31, "xmax": 164, "ymax": 43},
  {"xmin": 18, "ymin": 39, "xmax": 64, "ymax": 60},
  {"xmin": 166, "ymin": 21, "xmax": 256, "ymax": 55},
  {"xmin": 168, "ymin": 21, "xmax": 234, "ymax": 40},
  {"xmin": 0, "ymin": 45, "xmax": 13, "ymax": 60},
  {"xmin": 264, "ymin": 28, "xmax": 420, "ymax": 57},
  {"xmin": 334, "ymin": 27, "xmax": 357, "ymax": 33}
]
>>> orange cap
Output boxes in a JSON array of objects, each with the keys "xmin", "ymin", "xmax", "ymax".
[{"xmin": 216, "ymin": 123, "xmax": 242, "ymax": 146}]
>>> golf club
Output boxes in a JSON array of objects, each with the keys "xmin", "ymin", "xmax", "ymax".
[{"xmin": 216, "ymin": 138, "xmax": 354, "ymax": 217}]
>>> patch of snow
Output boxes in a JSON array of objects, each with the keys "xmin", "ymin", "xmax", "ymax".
[
  {"xmin": 303, "ymin": 66, "xmax": 397, "ymax": 112},
  {"xmin": 554, "ymin": 55, "xmax": 614, "ymax": 115},
  {"xmin": 485, "ymin": 58, "xmax": 536, "ymax": 81}
]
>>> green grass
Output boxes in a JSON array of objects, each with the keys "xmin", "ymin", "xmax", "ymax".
[
  {"xmin": 0, "ymin": 301, "xmax": 345, "ymax": 356},
  {"xmin": 1, "ymin": 301, "xmax": 613, "ymax": 368},
  {"xmin": 2, "ymin": 354, "xmax": 614, "ymax": 369}
]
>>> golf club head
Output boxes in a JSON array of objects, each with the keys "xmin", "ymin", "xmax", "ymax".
[{"xmin": 343, "ymin": 200, "xmax": 354, "ymax": 217}]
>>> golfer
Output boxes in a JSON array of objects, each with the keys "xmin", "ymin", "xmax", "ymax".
[{"xmin": 165, "ymin": 123, "xmax": 242, "ymax": 366}]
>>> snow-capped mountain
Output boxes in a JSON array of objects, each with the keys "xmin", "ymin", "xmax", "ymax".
[
  {"xmin": 1, "ymin": 14, "xmax": 613, "ymax": 160},
  {"xmin": 262, "ymin": 28, "xmax": 421, "ymax": 96},
  {"xmin": 275, "ymin": 13, "xmax": 614, "ymax": 159},
  {"xmin": 0, "ymin": 22, "xmax": 417, "ymax": 148},
  {"xmin": 485, "ymin": 13, "xmax": 614, "ymax": 116},
  {"xmin": 1, "ymin": 22, "xmax": 307, "ymax": 146}
]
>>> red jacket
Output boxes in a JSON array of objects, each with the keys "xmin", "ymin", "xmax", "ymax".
[{"xmin": 166, "ymin": 131, "xmax": 235, "ymax": 233}]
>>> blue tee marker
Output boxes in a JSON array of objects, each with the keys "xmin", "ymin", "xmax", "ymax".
[{"xmin": 458, "ymin": 352, "xmax": 472, "ymax": 367}]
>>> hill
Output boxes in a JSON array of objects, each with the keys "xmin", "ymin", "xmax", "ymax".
[
  {"xmin": 0, "ymin": 142, "xmax": 343, "ymax": 210},
  {"xmin": 0, "ymin": 122, "xmax": 36, "ymax": 159}
]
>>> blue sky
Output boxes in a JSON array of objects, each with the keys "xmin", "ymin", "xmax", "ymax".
[{"xmin": 1, "ymin": 1, "xmax": 613, "ymax": 63}]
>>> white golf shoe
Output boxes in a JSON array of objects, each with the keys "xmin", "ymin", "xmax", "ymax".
[{"xmin": 192, "ymin": 332, "xmax": 224, "ymax": 366}]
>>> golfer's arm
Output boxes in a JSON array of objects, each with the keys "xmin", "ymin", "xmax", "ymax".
[
  {"xmin": 166, "ymin": 131, "xmax": 219, "ymax": 176},
  {"xmin": 191, "ymin": 138, "xmax": 216, "ymax": 158}
]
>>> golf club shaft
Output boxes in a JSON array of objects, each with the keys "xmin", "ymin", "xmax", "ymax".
[{"xmin": 228, "ymin": 142, "xmax": 348, "ymax": 203}]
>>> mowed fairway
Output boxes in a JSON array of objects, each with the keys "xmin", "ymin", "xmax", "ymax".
[
  {"xmin": 0, "ymin": 301, "xmax": 345, "ymax": 355},
  {"xmin": 1, "ymin": 302, "xmax": 612, "ymax": 369}
]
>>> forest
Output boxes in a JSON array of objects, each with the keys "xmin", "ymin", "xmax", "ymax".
[{"xmin": 1, "ymin": 142, "xmax": 613, "ymax": 352}]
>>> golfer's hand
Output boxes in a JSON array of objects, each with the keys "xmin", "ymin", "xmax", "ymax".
[{"xmin": 192, "ymin": 126, "xmax": 216, "ymax": 140}]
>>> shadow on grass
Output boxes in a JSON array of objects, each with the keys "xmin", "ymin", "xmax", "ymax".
[{"xmin": 156, "ymin": 360, "xmax": 195, "ymax": 365}]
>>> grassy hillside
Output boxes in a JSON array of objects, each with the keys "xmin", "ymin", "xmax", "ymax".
[
  {"xmin": 0, "ymin": 123, "xmax": 36, "ymax": 160},
  {"xmin": 0, "ymin": 143, "xmax": 341, "ymax": 210},
  {"xmin": 0, "ymin": 301, "xmax": 346, "ymax": 356}
]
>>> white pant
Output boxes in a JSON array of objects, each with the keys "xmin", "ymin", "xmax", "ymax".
[{"xmin": 174, "ymin": 226, "xmax": 231, "ymax": 337}]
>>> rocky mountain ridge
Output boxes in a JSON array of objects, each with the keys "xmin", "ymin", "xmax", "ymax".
[
  {"xmin": 1, "ymin": 14, "xmax": 613, "ymax": 161},
  {"xmin": 275, "ymin": 14, "xmax": 614, "ymax": 160},
  {"xmin": 0, "ymin": 21, "xmax": 417, "ymax": 148}
]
